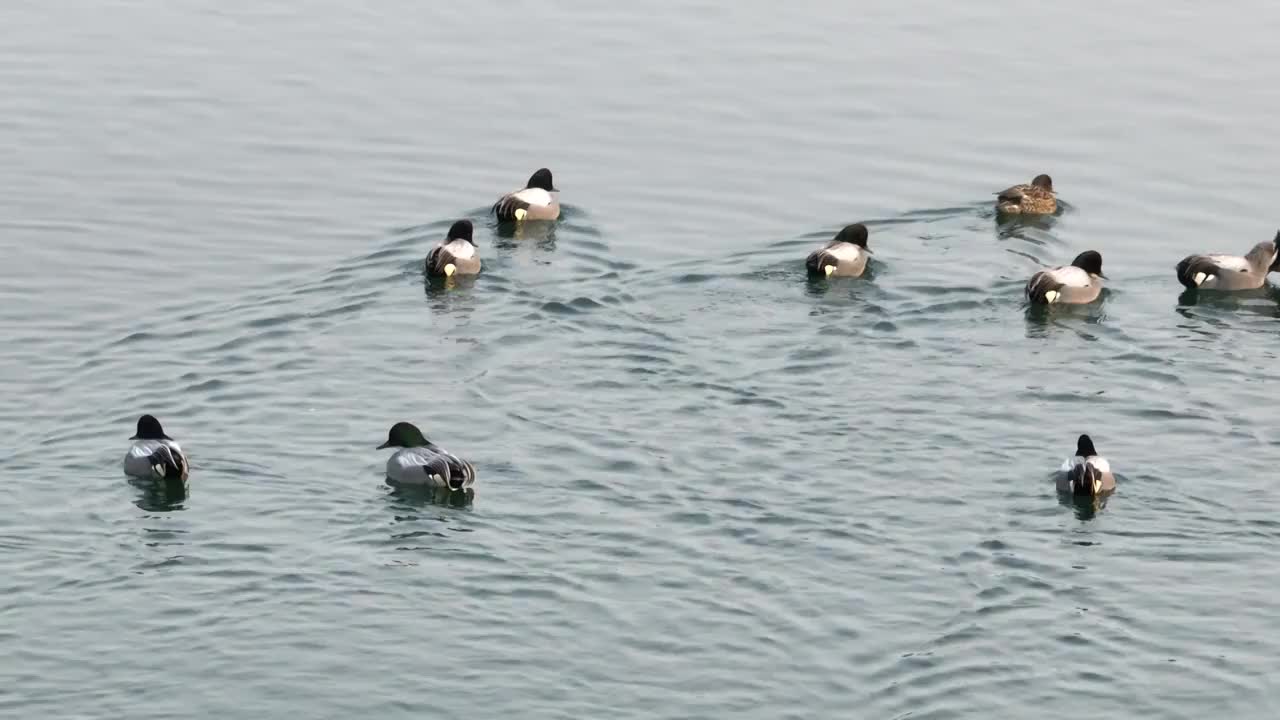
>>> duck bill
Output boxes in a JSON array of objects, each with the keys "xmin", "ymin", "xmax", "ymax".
[{"xmin": 376, "ymin": 441, "xmax": 392, "ymax": 449}]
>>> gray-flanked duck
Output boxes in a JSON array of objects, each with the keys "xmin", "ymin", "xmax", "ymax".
[
  {"xmin": 492, "ymin": 168, "xmax": 560, "ymax": 223},
  {"xmin": 1176, "ymin": 232, "xmax": 1280, "ymax": 291},
  {"xmin": 123, "ymin": 415, "xmax": 189, "ymax": 483},
  {"xmin": 1026, "ymin": 250, "xmax": 1105, "ymax": 305},
  {"xmin": 425, "ymin": 220, "xmax": 481, "ymax": 278},
  {"xmin": 377, "ymin": 421, "xmax": 476, "ymax": 491},
  {"xmin": 1057, "ymin": 434, "xmax": 1116, "ymax": 497},
  {"xmin": 805, "ymin": 223, "xmax": 872, "ymax": 278}
]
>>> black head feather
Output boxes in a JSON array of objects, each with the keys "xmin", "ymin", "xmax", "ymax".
[
  {"xmin": 378, "ymin": 422, "xmax": 429, "ymax": 449},
  {"xmin": 526, "ymin": 168, "xmax": 557, "ymax": 192},
  {"xmin": 833, "ymin": 223, "xmax": 870, "ymax": 248},
  {"xmin": 1071, "ymin": 250, "xmax": 1104, "ymax": 276},
  {"xmin": 447, "ymin": 219, "xmax": 475, "ymax": 245},
  {"xmin": 131, "ymin": 414, "xmax": 173, "ymax": 441},
  {"xmin": 1075, "ymin": 434, "xmax": 1098, "ymax": 458}
]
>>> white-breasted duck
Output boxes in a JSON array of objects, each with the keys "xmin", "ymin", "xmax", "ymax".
[
  {"xmin": 425, "ymin": 220, "xmax": 481, "ymax": 278},
  {"xmin": 123, "ymin": 415, "xmax": 189, "ymax": 483},
  {"xmin": 492, "ymin": 168, "xmax": 560, "ymax": 222},
  {"xmin": 1175, "ymin": 232, "xmax": 1280, "ymax": 291},
  {"xmin": 377, "ymin": 421, "xmax": 476, "ymax": 491},
  {"xmin": 1057, "ymin": 434, "xmax": 1116, "ymax": 497},
  {"xmin": 805, "ymin": 223, "xmax": 872, "ymax": 278},
  {"xmin": 1026, "ymin": 250, "xmax": 1106, "ymax": 305}
]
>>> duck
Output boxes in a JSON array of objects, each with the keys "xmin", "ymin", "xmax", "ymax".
[
  {"xmin": 123, "ymin": 415, "xmax": 189, "ymax": 483},
  {"xmin": 806, "ymin": 223, "xmax": 872, "ymax": 278},
  {"xmin": 1057, "ymin": 434, "xmax": 1116, "ymax": 497},
  {"xmin": 1175, "ymin": 232, "xmax": 1280, "ymax": 291},
  {"xmin": 996, "ymin": 174, "xmax": 1057, "ymax": 215},
  {"xmin": 1025, "ymin": 250, "xmax": 1106, "ymax": 305},
  {"xmin": 377, "ymin": 421, "xmax": 476, "ymax": 490},
  {"xmin": 492, "ymin": 168, "xmax": 560, "ymax": 222},
  {"xmin": 425, "ymin": 220, "xmax": 481, "ymax": 278}
]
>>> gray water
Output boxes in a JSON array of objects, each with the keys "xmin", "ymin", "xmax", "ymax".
[{"xmin": 3, "ymin": 1, "xmax": 1280, "ymax": 717}]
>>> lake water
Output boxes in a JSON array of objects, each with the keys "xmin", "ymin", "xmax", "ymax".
[{"xmin": 3, "ymin": 1, "xmax": 1280, "ymax": 717}]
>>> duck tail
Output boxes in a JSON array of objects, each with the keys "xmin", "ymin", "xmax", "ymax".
[
  {"xmin": 148, "ymin": 446, "xmax": 186, "ymax": 481},
  {"xmin": 1176, "ymin": 255, "xmax": 1215, "ymax": 289},
  {"xmin": 447, "ymin": 459, "xmax": 476, "ymax": 491},
  {"xmin": 1025, "ymin": 272, "xmax": 1063, "ymax": 304},
  {"xmin": 806, "ymin": 249, "xmax": 837, "ymax": 277},
  {"xmin": 492, "ymin": 197, "xmax": 531, "ymax": 223},
  {"xmin": 1067, "ymin": 461, "xmax": 1100, "ymax": 496}
]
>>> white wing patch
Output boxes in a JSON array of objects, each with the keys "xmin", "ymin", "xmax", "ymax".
[
  {"xmin": 1087, "ymin": 457, "xmax": 1111, "ymax": 474},
  {"xmin": 512, "ymin": 188, "xmax": 553, "ymax": 207}
]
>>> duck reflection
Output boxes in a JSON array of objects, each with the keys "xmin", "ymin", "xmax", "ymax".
[{"xmin": 130, "ymin": 476, "xmax": 188, "ymax": 512}]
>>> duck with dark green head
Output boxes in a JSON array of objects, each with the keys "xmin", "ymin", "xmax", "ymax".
[
  {"xmin": 1057, "ymin": 434, "xmax": 1116, "ymax": 497},
  {"xmin": 377, "ymin": 421, "xmax": 476, "ymax": 490},
  {"xmin": 1176, "ymin": 231, "xmax": 1280, "ymax": 291},
  {"xmin": 805, "ymin": 223, "xmax": 873, "ymax": 278},
  {"xmin": 492, "ymin": 168, "xmax": 560, "ymax": 222},
  {"xmin": 123, "ymin": 414, "xmax": 189, "ymax": 483},
  {"xmin": 1025, "ymin": 250, "xmax": 1106, "ymax": 305},
  {"xmin": 425, "ymin": 220, "xmax": 481, "ymax": 278}
]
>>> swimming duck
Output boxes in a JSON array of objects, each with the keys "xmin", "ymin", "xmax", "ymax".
[
  {"xmin": 1175, "ymin": 232, "xmax": 1280, "ymax": 291},
  {"xmin": 425, "ymin": 220, "xmax": 481, "ymax": 278},
  {"xmin": 123, "ymin": 415, "xmax": 189, "ymax": 483},
  {"xmin": 492, "ymin": 168, "xmax": 560, "ymax": 222},
  {"xmin": 806, "ymin": 223, "xmax": 872, "ymax": 278},
  {"xmin": 996, "ymin": 174, "xmax": 1056, "ymax": 215},
  {"xmin": 1057, "ymin": 434, "xmax": 1116, "ymax": 497},
  {"xmin": 377, "ymin": 421, "xmax": 476, "ymax": 490},
  {"xmin": 1025, "ymin": 250, "xmax": 1106, "ymax": 305}
]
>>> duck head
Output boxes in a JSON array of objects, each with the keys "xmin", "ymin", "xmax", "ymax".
[
  {"xmin": 131, "ymin": 414, "xmax": 173, "ymax": 441},
  {"xmin": 526, "ymin": 168, "xmax": 558, "ymax": 193},
  {"xmin": 1071, "ymin": 250, "xmax": 1105, "ymax": 278},
  {"xmin": 378, "ymin": 421, "xmax": 430, "ymax": 449},
  {"xmin": 833, "ymin": 223, "xmax": 871, "ymax": 250},
  {"xmin": 1031, "ymin": 174, "xmax": 1054, "ymax": 191},
  {"xmin": 1075, "ymin": 434, "xmax": 1098, "ymax": 458},
  {"xmin": 447, "ymin": 219, "xmax": 476, "ymax": 246}
]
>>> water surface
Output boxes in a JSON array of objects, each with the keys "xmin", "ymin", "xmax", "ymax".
[{"xmin": 3, "ymin": 1, "xmax": 1280, "ymax": 717}]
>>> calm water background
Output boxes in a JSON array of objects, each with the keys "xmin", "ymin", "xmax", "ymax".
[{"xmin": 3, "ymin": 1, "xmax": 1280, "ymax": 717}]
